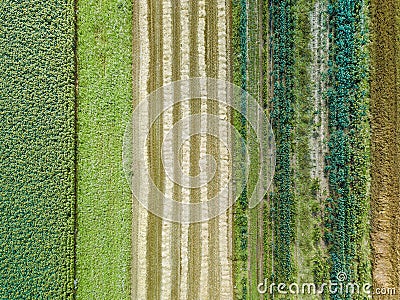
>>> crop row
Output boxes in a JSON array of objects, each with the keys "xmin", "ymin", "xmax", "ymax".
[
  {"xmin": 232, "ymin": 0, "xmax": 249, "ymax": 298},
  {"xmin": 270, "ymin": 0, "xmax": 296, "ymax": 284},
  {"xmin": 0, "ymin": 0, "xmax": 76, "ymax": 298},
  {"xmin": 325, "ymin": 0, "xmax": 370, "ymax": 298}
]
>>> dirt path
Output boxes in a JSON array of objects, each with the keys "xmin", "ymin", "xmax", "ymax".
[
  {"xmin": 308, "ymin": 0, "xmax": 330, "ymax": 287},
  {"xmin": 370, "ymin": 0, "xmax": 400, "ymax": 295}
]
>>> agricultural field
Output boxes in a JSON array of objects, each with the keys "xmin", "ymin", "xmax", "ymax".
[
  {"xmin": 370, "ymin": 0, "xmax": 400, "ymax": 296},
  {"xmin": 1, "ymin": 0, "xmax": 400, "ymax": 299},
  {"xmin": 0, "ymin": 0, "xmax": 76, "ymax": 298},
  {"xmin": 75, "ymin": 0, "xmax": 133, "ymax": 299}
]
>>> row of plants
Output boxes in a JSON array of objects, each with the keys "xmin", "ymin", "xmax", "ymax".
[
  {"xmin": 270, "ymin": 0, "xmax": 296, "ymax": 285},
  {"xmin": 348, "ymin": 0, "xmax": 371, "ymax": 296},
  {"xmin": 232, "ymin": 0, "xmax": 249, "ymax": 298},
  {"xmin": 325, "ymin": 0, "xmax": 370, "ymax": 298},
  {"xmin": 247, "ymin": 0, "xmax": 266, "ymax": 298},
  {"xmin": 0, "ymin": 0, "xmax": 76, "ymax": 298}
]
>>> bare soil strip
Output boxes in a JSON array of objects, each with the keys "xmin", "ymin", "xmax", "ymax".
[
  {"xmin": 132, "ymin": 0, "xmax": 150, "ymax": 298},
  {"xmin": 180, "ymin": 102, "xmax": 191, "ymax": 300},
  {"xmin": 160, "ymin": 0, "xmax": 173, "ymax": 297},
  {"xmin": 218, "ymin": 0, "xmax": 233, "ymax": 297},
  {"xmin": 308, "ymin": 0, "xmax": 330, "ymax": 288},
  {"xmin": 179, "ymin": 1, "xmax": 191, "ymax": 298},
  {"xmin": 370, "ymin": 0, "xmax": 400, "ymax": 295}
]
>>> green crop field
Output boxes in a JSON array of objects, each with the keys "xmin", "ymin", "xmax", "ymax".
[
  {"xmin": 74, "ymin": 0, "xmax": 132, "ymax": 299},
  {"xmin": 0, "ymin": 0, "xmax": 76, "ymax": 298}
]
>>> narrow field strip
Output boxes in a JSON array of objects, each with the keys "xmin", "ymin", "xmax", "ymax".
[
  {"xmin": 131, "ymin": 0, "xmax": 141, "ymax": 297},
  {"xmin": 131, "ymin": 0, "xmax": 150, "ymax": 299},
  {"xmin": 218, "ymin": 0, "xmax": 233, "ymax": 297},
  {"xmin": 247, "ymin": 0, "xmax": 262, "ymax": 297},
  {"xmin": 325, "ymin": 2, "xmax": 371, "ymax": 298},
  {"xmin": 160, "ymin": 0, "xmax": 174, "ymax": 298},
  {"xmin": 0, "ymin": 1, "xmax": 76, "ymax": 298},
  {"xmin": 232, "ymin": 0, "xmax": 249, "ymax": 297},
  {"xmin": 270, "ymin": 0, "xmax": 296, "ymax": 287},
  {"xmin": 75, "ymin": 0, "xmax": 133, "ymax": 298},
  {"xmin": 187, "ymin": 0, "xmax": 202, "ymax": 297},
  {"xmin": 146, "ymin": 0, "xmax": 165, "ymax": 297},
  {"xmin": 198, "ymin": 2, "xmax": 209, "ymax": 299},
  {"xmin": 179, "ymin": 1, "xmax": 191, "ymax": 298},
  {"xmin": 370, "ymin": 0, "xmax": 400, "ymax": 295},
  {"xmin": 292, "ymin": 0, "xmax": 322, "ymax": 295},
  {"xmin": 309, "ymin": 0, "xmax": 330, "ymax": 288},
  {"xmin": 169, "ymin": 0, "xmax": 184, "ymax": 299},
  {"xmin": 205, "ymin": 0, "xmax": 221, "ymax": 298}
]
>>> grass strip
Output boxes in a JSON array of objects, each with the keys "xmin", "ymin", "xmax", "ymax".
[{"xmin": 75, "ymin": 0, "xmax": 132, "ymax": 298}]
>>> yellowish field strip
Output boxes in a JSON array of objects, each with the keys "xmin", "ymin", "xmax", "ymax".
[
  {"xmin": 310, "ymin": 1, "xmax": 329, "ymax": 206},
  {"xmin": 198, "ymin": 2, "xmax": 209, "ymax": 299},
  {"xmin": 133, "ymin": 0, "xmax": 150, "ymax": 298},
  {"xmin": 217, "ymin": 1, "xmax": 232, "ymax": 290},
  {"xmin": 131, "ymin": 0, "xmax": 232, "ymax": 299},
  {"xmin": 179, "ymin": 1, "xmax": 191, "ymax": 298},
  {"xmin": 160, "ymin": 0, "xmax": 173, "ymax": 298},
  {"xmin": 371, "ymin": 0, "xmax": 400, "ymax": 293}
]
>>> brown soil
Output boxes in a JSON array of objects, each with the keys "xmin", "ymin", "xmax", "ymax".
[{"xmin": 370, "ymin": 0, "xmax": 400, "ymax": 297}]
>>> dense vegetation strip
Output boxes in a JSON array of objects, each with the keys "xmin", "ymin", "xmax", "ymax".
[
  {"xmin": 0, "ymin": 1, "xmax": 76, "ymax": 298},
  {"xmin": 263, "ymin": 0, "xmax": 274, "ymax": 293},
  {"xmin": 75, "ymin": 0, "xmax": 132, "ymax": 298},
  {"xmin": 325, "ymin": 0, "xmax": 370, "ymax": 298},
  {"xmin": 232, "ymin": 0, "xmax": 249, "ymax": 298},
  {"xmin": 349, "ymin": 0, "xmax": 371, "ymax": 296},
  {"xmin": 270, "ymin": 0, "xmax": 296, "ymax": 285},
  {"xmin": 370, "ymin": 0, "xmax": 400, "ymax": 295},
  {"xmin": 247, "ymin": 0, "xmax": 262, "ymax": 298}
]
